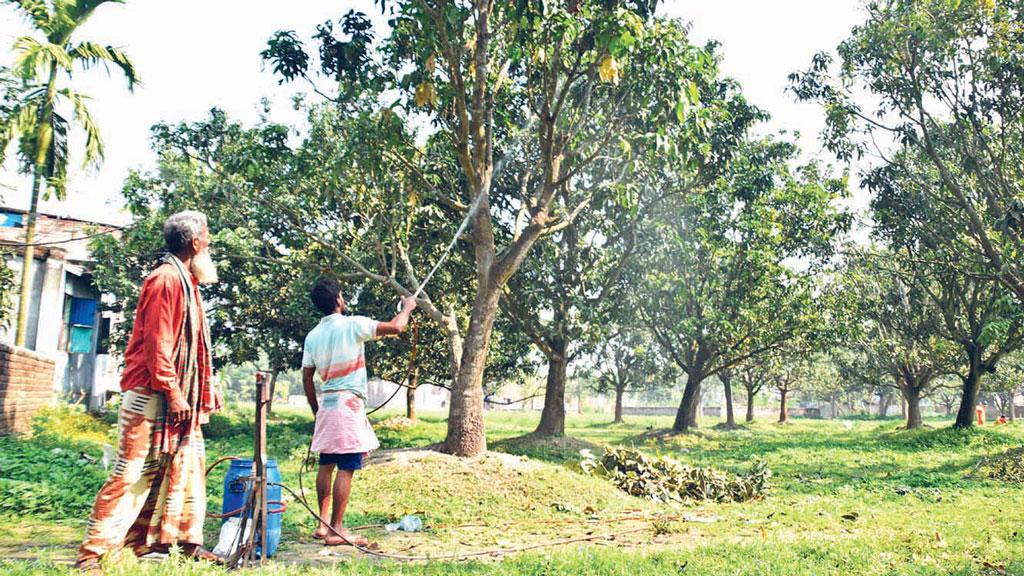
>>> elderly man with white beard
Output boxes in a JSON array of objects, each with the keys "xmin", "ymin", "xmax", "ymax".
[{"xmin": 77, "ymin": 211, "xmax": 223, "ymax": 571}]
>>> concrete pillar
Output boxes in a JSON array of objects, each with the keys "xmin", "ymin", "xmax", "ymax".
[
  {"xmin": 34, "ymin": 258, "xmax": 65, "ymax": 354},
  {"xmin": 34, "ymin": 259, "xmax": 67, "ymax": 393}
]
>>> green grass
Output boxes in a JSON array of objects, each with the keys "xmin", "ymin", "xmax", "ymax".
[{"xmin": 1, "ymin": 405, "xmax": 1023, "ymax": 575}]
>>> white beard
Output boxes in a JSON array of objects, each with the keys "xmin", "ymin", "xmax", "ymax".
[{"xmin": 190, "ymin": 249, "xmax": 219, "ymax": 284}]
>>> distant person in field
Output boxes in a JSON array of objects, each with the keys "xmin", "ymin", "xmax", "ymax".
[
  {"xmin": 302, "ymin": 277, "xmax": 417, "ymax": 546},
  {"xmin": 78, "ymin": 211, "xmax": 222, "ymax": 570}
]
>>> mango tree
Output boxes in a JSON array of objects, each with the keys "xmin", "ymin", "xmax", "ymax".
[
  {"xmin": 866, "ymin": 143, "xmax": 1024, "ymax": 427},
  {"xmin": 635, "ymin": 136, "xmax": 850, "ymax": 432},
  {"xmin": 587, "ymin": 327, "xmax": 668, "ymax": 424},
  {"xmin": 985, "ymin": 351, "xmax": 1023, "ymax": 422},
  {"xmin": 761, "ymin": 348, "xmax": 812, "ymax": 425},
  {"xmin": 734, "ymin": 358, "xmax": 768, "ymax": 423},
  {"xmin": 261, "ymin": 1, "xmax": 723, "ymax": 455},
  {"xmin": 91, "ymin": 108, "xmax": 459, "ymax": 402},
  {"xmin": 791, "ymin": 0, "xmax": 1024, "ymax": 307},
  {"xmin": 840, "ymin": 249, "xmax": 960, "ymax": 429},
  {"xmin": 90, "ymin": 114, "xmax": 319, "ymax": 383}
]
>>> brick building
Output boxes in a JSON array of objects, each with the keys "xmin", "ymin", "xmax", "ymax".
[{"xmin": 0, "ymin": 206, "xmax": 123, "ymax": 413}]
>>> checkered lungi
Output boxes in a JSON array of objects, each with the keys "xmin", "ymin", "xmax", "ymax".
[{"xmin": 78, "ymin": 388, "xmax": 207, "ymax": 563}]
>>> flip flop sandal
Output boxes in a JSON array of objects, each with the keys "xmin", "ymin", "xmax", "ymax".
[{"xmin": 324, "ymin": 535, "xmax": 369, "ymax": 547}]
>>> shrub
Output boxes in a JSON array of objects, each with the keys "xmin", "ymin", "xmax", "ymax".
[
  {"xmin": 31, "ymin": 404, "xmax": 114, "ymax": 446},
  {"xmin": 977, "ymin": 446, "xmax": 1024, "ymax": 483},
  {"xmin": 0, "ymin": 436, "xmax": 107, "ymax": 519},
  {"xmin": 204, "ymin": 411, "xmax": 251, "ymax": 440}
]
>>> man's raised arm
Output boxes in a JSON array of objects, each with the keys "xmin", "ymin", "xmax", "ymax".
[{"xmin": 375, "ymin": 296, "xmax": 418, "ymax": 337}]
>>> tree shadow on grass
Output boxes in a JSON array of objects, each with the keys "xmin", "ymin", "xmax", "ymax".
[
  {"xmin": 779, "ymin": 454, "xmax": 988, "ymax": 494},
  {"xmin": 609, "ymin": 424, "xmax": 1016, "ymax": 493},
  {"xmin": 874, "ymin": 425, "xmax": 1022, "ymax": 454},
  {"xmin": 617, "ymin": 427, "xmax": 749, "ymax": 448},
  {"xmin": 617, "ymin": 423, "xmax": 1022, "ymax": 462},
  {"xmin": 581, "ymin": 419, "xmax": 651, "ymax": 430}
]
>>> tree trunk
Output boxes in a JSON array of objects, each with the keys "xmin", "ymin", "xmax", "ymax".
[
  {"xmin": 903, "ymin": 386, "xmax": 923, "ymax": 429},
  {"xmin": 778, "ymin": 389, "xmax": 789, "ymax": 423},
  {"xmin": 406, "ymin": 368, "xmax": 419, "ymax": 421},
  {"xmin": 613, "ymin": 381, "xmax": 624, "ymax": 424},
  {"xmin": 688, "ymin": 383, "xmax": 703, "ymax": 427},
  {"xmin": 1011, "ymin": 391, "xmax": 1018, "ymax": 422},
  {"xmin": 443, "ymin": 310, "xmax": 463, "ymax": 382},
  {"xmin": 442, "ymin": 287, "xmax": 500, "ymax": 457},
  {"xmin": 673, "ymin": 368, "xmax": 704, "ymax": 432},
  {"xmin": 14, "ymin": 65, "xmax": 56, "ymax": 348},
  {"xmin": 829, "ymin": 391, "xmax": 838, "ymax": 419},
  {"xmin": 878, "ymin": 390, "xmax": 891, "ymax": 417},
  {"xmin": 266, "ymin": 368, "xmax": 280, "ymax": 414},
  {"xmin": 745, "ymin": 386, "xmax": 756, "ymax": 423},
  {"xmin": 954, "ymin": 346, "xmax": 984, "ymax": 428},
  {"xmin": 722, "ymin": 372, "xmax": 736, "ymax": 427},
  {"xmin": 994, "ymin": 392, "xmax": 1009, "ymax": 419},
  {"xmin": 439, "ymin": 308, "xmax": 462, "ymax": 417},
  {"xmin": 14, "ymin": 188, "xmax": 39, "ymax": 347},
  {"xmin": 535, "ymin": 342, "xmax": 568, "ymax": 437}
]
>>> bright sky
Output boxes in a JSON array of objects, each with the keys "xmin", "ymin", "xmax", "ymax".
[{"xmin": 0, "ymin": 1, "xmax": 869, "ymax": 226}]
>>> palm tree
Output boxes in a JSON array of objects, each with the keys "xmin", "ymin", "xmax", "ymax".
[{"xmin": 0, "ymin": 0, "xmax": 138, "ymax": 346}]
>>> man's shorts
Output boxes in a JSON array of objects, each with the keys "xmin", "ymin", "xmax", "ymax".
[{"xmin": 318, "ymin": 452, "xmax": 364, "ymax": 471}]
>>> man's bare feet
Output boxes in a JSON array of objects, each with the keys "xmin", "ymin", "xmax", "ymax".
[
  {"xmin": 312, "ymin": 524, "xmax": 329, "ymax": 540},
  {"xmin": 180, "ymin": 544, "xmax": 223, "ymax": 564},
  {"xmin": 193, "ymin": 548, "xmax": 224, "ymax": 564},
  {"xmin": 323, "ymin": 529, "xmax": 369, "ymax": 547}
]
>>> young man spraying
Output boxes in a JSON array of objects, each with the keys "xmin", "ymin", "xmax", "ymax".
[{"xmin": 302, "ymin": 277, "xmax": 417, "ymax": 546}]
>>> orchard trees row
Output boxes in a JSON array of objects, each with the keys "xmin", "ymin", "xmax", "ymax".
[{"xmin": 83, "ymin": 0, "xmax": 1024, "ymax": 452}]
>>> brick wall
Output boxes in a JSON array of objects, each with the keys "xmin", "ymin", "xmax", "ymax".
[
  {"xmin": 0, "ymin": 343, "xmax": 56, "ymax": 435},
  {"xmin": 621, "ymin": 406, "xmax": 677, "ymax": 416}
]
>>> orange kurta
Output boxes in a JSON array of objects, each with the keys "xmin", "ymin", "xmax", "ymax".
[{"xmin": 120, "ymin": 263, "xmax": 211, "ymax": 405}]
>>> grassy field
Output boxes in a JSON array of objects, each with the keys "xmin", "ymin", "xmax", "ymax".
[{"xmin": 1, "ymin": 404, "xmax": 1023, "ymax": 575}]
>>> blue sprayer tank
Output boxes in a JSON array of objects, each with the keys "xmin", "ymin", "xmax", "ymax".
[{"xmin": 221, "ymin": 458, "xmax": 283, "ymax": 557}]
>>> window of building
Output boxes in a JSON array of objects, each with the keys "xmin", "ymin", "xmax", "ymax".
[{"xmin": 65, "ymin": 297, "xmax": 98, "ymax": 354}]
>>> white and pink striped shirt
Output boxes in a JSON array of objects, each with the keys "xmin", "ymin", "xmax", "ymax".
[{"xmin": 301, "ymin": 314, "xmax": 379, "ymax": 398}]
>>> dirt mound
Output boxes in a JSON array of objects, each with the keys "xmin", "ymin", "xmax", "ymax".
[
  {"xmin": 359, "ymin": 447, "xmax": 649, "ymax": 527},
  {"xmin": 490, "ymin": 433, "xmax": 602, "ymax": 463},
  {"xmin": 976, "ymin": 446, "xmax": 1024, "ymax": 483}
]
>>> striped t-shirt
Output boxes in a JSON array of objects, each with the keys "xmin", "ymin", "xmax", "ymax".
[{"xmin": 301, "ymin": 314, "xmax": 379, "ymax": 398}]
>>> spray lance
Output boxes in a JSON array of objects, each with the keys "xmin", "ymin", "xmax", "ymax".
[
  {"xmin": 397, "ymin": 187, "xmax": 488, "ymax": 311},
  {"xmin": 396, "ymin": 114, "xmax": 536, "ymax": 311}
]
